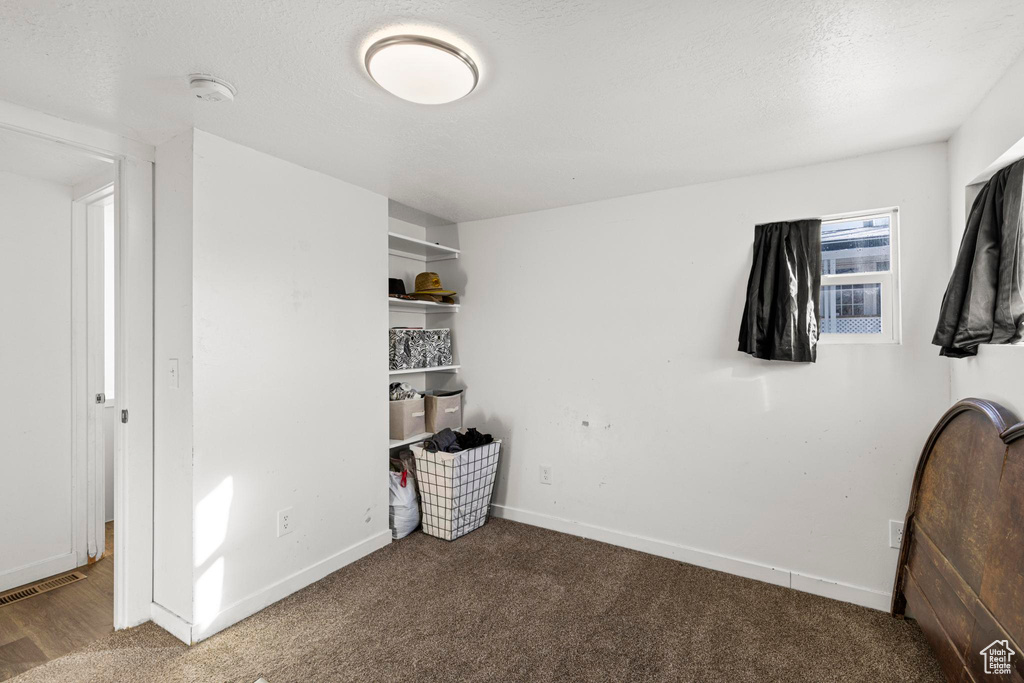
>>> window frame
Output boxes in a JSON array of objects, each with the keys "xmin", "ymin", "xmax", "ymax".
[{"xmin": 818, "ymin": 207, "xmax": 901, "ymax": 345}]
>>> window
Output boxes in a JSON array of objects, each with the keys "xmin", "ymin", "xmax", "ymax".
[{"xmin": 819, "ymin": 208, "xmax": 900, "ymax": 343}]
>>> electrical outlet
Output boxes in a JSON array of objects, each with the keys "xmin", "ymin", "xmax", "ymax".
[
  {"xmin": 277, "ymin": 507, "xmax": 294, "ymax": 537},
  {"xmin": 889, "ymin": 519, "xmax": 904, "ymax": 549},
  {"xmin": 540, "ymin": 465, "xmax": 553, "ymax": 485}
]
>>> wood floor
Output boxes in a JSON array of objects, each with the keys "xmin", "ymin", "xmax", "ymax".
[{"xmin": 0, "ymin": 522, "xmax": 114, "ymax": 681}]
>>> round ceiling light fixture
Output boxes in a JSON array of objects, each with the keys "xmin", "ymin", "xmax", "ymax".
[{"xmin": 364, "ymin": 35, "xmax": 479, "ymax": 105}]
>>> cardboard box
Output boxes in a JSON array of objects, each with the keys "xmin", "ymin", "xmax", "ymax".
[
  {"xmin": 425, "ymin": 390, "xmax": 463, "ymax": 432},
  {"xmin": 390, "ymin": 397, "xmax": 426, "ymax": 440}
]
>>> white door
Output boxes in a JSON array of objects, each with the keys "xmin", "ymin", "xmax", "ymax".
[{"xmin": 84, "ymin": 192, "xmax": 112, "ymax": 560}]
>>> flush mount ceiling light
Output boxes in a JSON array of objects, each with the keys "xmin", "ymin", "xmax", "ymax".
[{"xmin": 364, "ymin": 35, "xmax": 479, "ymax": 105}]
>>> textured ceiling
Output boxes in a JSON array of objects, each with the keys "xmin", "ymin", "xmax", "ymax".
[
  {"xmin": 1, "ymin": 1, "xmax": 1023, "ymax": 221},
  {"xmin": 0, "ymin": 127, "xmax": 112, "ymax": 186}
]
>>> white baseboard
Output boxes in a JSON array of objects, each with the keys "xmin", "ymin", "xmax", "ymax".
[
  {"xmin": 150, "ymin": 602, "xmax": 192, "ymax": 645},
  {"xmin": 148, "ymin": 531, "xmax": 392, "ymax": 645},
  {"xmin": 190, "ymin": 530, "xmax": 392, "ymax": 643},
  {"xmin": 0, "ymin": 552, "xmax": 78, "ymax": 593},
  {"xmin": 489, "ymin": 504, "xmax": 890, "ymax": 611},
  {"xmin": 791, "ymin": 571, "xmax": 890, "ymax": 611}
]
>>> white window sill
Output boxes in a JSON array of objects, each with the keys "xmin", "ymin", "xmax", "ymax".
[{"xmin": 818, "ymin": 335, "xmax": 900, "ymax": 346}]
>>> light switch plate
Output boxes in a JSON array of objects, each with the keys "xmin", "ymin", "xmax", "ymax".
[{"xmin": 168, "ymin": 358, "xmax": 179, "ymax": 389}]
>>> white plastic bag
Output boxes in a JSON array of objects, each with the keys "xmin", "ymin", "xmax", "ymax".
[{"xmin": 389, "ymin": 470, "xmax": 419, "ymax": 540}]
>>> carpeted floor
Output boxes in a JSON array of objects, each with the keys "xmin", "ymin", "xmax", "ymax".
[{"xmin": 10, "ymin": 519, "xmax": 942, "ymax": 682}]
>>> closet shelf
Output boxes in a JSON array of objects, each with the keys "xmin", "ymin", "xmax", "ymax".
[
  {"xmin": 388, "ymin": 232, "xmax": 460, "ymax": 262},
  {"xmin": 389, "ymin": 298, "xmax": 460, "ymax": 314},
  {"xmin": 389, "ymin": 365, "xmax": 461, "ymax": 376},
  {"xmin": 389, "ymin": 432, "xmax": 432, "ymax": 449}
]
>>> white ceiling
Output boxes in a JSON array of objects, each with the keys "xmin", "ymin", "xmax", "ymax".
[
  {"xmin": 1, "ymin": 1, "xmax": 1022, "ymax": 222},
  {"xmin": 0, "ymin": 127, "xmax": 112, "ymax": 187}
]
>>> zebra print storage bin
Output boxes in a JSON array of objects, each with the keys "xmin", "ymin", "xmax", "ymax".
[{"xmin": 389, "ymin": 328, "xmax": 453, "ymax": 370}]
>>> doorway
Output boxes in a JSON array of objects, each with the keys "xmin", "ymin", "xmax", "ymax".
[
  {"xmin": 78, "ymin": 180, "xmax": 116, "ymax": 570},
  {"xmin": 0, "ymin": 123, "xmax": 144, "ymax": 680}
]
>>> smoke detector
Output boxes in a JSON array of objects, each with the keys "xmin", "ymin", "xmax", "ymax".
[{"xmin": 188, "ymin": 74, "xmax": 236, "ymax": 102}]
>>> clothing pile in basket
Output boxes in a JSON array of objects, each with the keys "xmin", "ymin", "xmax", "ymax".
[
  {"xmin": 388, "ymin": 427, "xmax": 497, "ymax": 541},
  {"xmin": 423, "ymin": 427, "xmax": 494, "ymax": 453}
]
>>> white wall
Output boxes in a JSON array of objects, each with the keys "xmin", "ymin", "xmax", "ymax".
[
  {"xmin": 445, "ymin": 143, "xmax": 951, "ymax": 608},
  {"xmin": 153, "ymin": 129, "xmax": 195, "ymax": 620},
  {"xmin": 153, "ymin": 130, "xmax": 390, "ymax": 642},
  {"xmin": 0, "ymin": 171, "xmax": 74, "ymax": 588},
  {"xmin": 946, "ymin": 51, "xmax": 1024, "ymax": 415}
]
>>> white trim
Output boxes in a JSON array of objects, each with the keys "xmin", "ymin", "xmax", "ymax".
[
  {"xmin": 489, "ymin": 504, "xmax": 889, "ymax": 611},
  {"xmin": 756, "ymin": 206, "xmax": 899, "ymax": 227},
  {"xmin": 73, "ymin": 169, "xmax": 116, "ymax": 202},
  {"xmin": 790, "ymin": 572, "xmax": 890, "ymax": 611},
  {"xmin": 0, "ymin": 103, "xmax": 155, "ymax": 630},
  {"xmin": 150, "ymin": 602, "xmax": 193, "ymax": 645},
  {"xmin": 0, "ymin": 553, "xmax": 78, "ymax": 593},
  {"xmin": 72, "ymin": 186, "xmax": 116, "ymax": 568},
  {"xmin": 819, "ymin": 207, "xmax": 902, "ymax": 345},
  {"xmin": 0, "ymin": 98, "xmax": 154, "ymax": 162},
  {"xmin": 85, "ymin": 198, "xmax": 107, "ymax": 562},
  {"xmin": 184, "ymin": 531, "xmax": 392, "ymax": 644},
  {"xmin": 74, "ymin": 178, "xmax": 114, "ymax": 204},
  {"xmin": 71, "ymin": 196, "xmax": 89, "ymax": 568},
  {"xmin": 820, "ymin": 206, "xmax": 899, "ymax": 222},
  {"xmin": 72, "ymin": 185, "xmax": 114, "ymax": 568},
  {"xmin": 113, "ymin": 155, "xmax": 155, "ymax": 629},
  {"xmin": 490, "ymin": 504, "xmax": 788, "ymax": 587}
]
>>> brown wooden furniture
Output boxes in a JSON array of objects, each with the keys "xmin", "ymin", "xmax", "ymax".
[{"xmin": 892, "ymin": 398, "xmax": 1024, "ymax": 682}]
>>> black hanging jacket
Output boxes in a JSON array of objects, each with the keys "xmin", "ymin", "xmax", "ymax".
[{"xmin": 933, "ymin": 159, "xmax": 1024, "ymax": 357}]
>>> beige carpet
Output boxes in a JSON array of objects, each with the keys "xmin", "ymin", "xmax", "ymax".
[{"xmin": 10, "ymin": 519, "xmax": 941, "ymax": 682}]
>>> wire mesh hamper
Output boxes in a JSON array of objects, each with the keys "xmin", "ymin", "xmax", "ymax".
[{"xmin": 412, "ymin": 440, "xmax": 501, "ymax": 541}]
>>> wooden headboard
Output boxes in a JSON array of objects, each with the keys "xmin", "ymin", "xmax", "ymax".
[{"xmin": 892, "ymin": 398, "xmax": 1024, "ymax": 682}]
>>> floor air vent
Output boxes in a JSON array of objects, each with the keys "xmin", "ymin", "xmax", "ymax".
[{"xmin": 0, "ymin": 571, "xmax": 87, "ymax": 607}]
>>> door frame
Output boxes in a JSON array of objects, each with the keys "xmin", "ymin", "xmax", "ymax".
[
  {"xmin": 72, "ymin": 180, "xmax": 115, "ymax": 568},
  {"xmin": 0, "ymin": 99, "xmax": 155, "ymax": 629}
]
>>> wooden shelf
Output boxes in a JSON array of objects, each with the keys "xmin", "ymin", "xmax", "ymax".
[
  {"xmin": 389, "ymin": 298, "xmax": 460, "ymax": 314},
  {"xmin": 389, "ymin": 432, "xmax": 432, "ymax": 449},
  {"xmin": 388, "ymin": 232, "xmax": 460, "ymax": 262},
  {"xmin": 389, "ymin": 365, "xmax": 460, "ymax": 376}
]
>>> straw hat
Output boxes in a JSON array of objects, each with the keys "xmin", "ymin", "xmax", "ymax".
[{"xmin": 413, "ymin": 272, "xmax": 456, "ymax": 296}]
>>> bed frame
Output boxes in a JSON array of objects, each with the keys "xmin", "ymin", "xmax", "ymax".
[{"xmin": 892, "ymin": 398, "xmax": 1023, "ymax": 682}]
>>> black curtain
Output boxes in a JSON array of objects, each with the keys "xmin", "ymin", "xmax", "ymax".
[
  {"xmin": 933, "ymin": 159, "xmax": 1024, "ymax": 358},
  {"xmin": 738, "ymin": 219, "xmax": 822, "ymax": 363}
]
